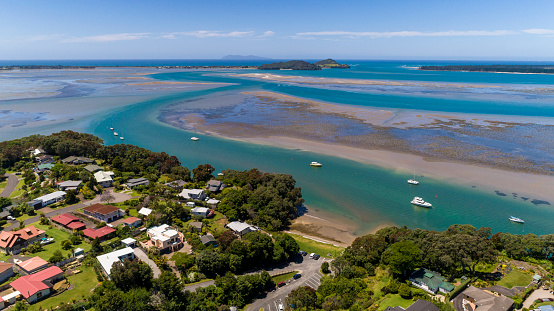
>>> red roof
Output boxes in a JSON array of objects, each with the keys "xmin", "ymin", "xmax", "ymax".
[
  {"xmin": 51, "ymin": 213, "xmax": 80, "ymax": 226},
  {"xmin": 17, "ymin": 256, "xmax": 48, "ymax": 272},
  {"xmin": 0, "ymin": 226, "xmax": 45, "ymax": 249},
  {"xmin": 10, "ymin": 266, "xmax": 63, "ymax": 298},
  {"xmin": 66, "ymin": 221, "xmax": 86, "ymax": 230},
  {"xmin": 123, "ymin": 217, "xmax": 141, "ymax": 224},
  {"xmin": 83, "ymin": 226, "xmax": 116, "ymax": 239}
]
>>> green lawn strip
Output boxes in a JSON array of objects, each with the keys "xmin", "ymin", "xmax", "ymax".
[
  {"xmin": 536, "ymin": 301, "xmax": 554, "ymax": 307},
  {"xmin": 16, "ymin": 214, "xmax": 36, "ymax": 223},
  {"xmin": 30, "ymin": 265, "xmax": 97, "ymax": 311},
  {"xmin": 8, "ymin": 179, "xmax": 25, "ymax": 198},
  {"xmin": 377, "ymin": 294, "xmax": 414, "ymax": 311},
  {"xmin": 497, "ymin": 269, "xmax": 533, "ymax": 288},
  {"xmin": 27, "ymin": 223, "xmax": 91, "ymax": 261},
  {"xmin": 0, "ymin": 181, "xmax": 7, "ymax": 192},
  {"xmin": 128, "ymin": 208, "xmax": 138, "ymax": 217},
  {"xmin": 271, "ymin": 271, "xmax": 298, "ymax": 284},
  {"xmin": 0, "ymin": 252, "xmax": 11, "ymax": 262},
  {"xmin": 288, "ymin": 233, "xmax": 344, "ymax": 258}
]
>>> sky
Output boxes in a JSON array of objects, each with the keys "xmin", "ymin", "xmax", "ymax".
[{"xmin": 1, "ymin": 0, "xmax": 554, "ymax": 60}]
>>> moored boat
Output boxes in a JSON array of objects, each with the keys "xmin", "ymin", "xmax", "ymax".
[
  {"xmin": 411, "ymin": 196, "xmax": 432, "ymax": 208},
  {"xmin": 509, "ymin": 216, "xmax": 524, "ymax": 224},
  {"xmin": 310, "ymin": 161, "xmax": 322, "ymax": 167},
  {"xmin": 191, "ymin": 137, "xmax": 199, "ymax": 141},
  {"xmin": 113, "ymin": 132, "xmax": 118, "ymax": 136}
]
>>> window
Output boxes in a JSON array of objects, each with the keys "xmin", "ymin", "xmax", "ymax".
[{"xmin": 37, "ymin": 291, "xmax": 43, "ymax": 298}]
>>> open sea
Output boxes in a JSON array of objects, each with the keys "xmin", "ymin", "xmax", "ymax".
[{"xmin": 2, "ymin": 59, "xmax": 554, "ymax": 236}]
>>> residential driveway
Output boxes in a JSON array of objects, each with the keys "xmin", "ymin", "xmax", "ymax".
[
  {"xmin": 133, "ymin": 247, "xmax": 161, "ymax": 278},
  {"xmin": 0, "ymin": 174, "xmax": 19, "ymax": 198},
  {"xmin": 522, "ymin": 288, "xmax": 554, "ymax": 309}
]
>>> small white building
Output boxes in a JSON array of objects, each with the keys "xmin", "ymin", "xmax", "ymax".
[
  {"xmin": 207, "ymin": 199, "xmax": 220, "ymax": 208},
  {"xmin": 185, "ymin": 202, "xmax": 195, "ymax": 208},
  {"xmin": 226, "ymin": 221, "xmax": 256, "ymax": 237},
  {"xmin": 178, "ymin": 189, "xmax": 206, "ymax": 201},
  {"xmin": 138, "ymin": 207, "xmax": 152, "ymax": 217},
  {"xmin": 94, "ymin": 171, "xmax": 115, "ymax": 187},
  {"xmin": 121, "ymin": 237, "xmax": 137, "ymax": 248},
  {"xmin": 35, "ymin": 191, "xmax": 66, "ymax": 207},
  {"xmin": 96, "ymin": 247, "xmax": 135, "ymax": 278},
  {"xmin": 191, "ymin": 207, "xmax": 210, "ymax": 218}
]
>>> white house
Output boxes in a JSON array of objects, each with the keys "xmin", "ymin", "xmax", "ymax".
[
  {"xmin": 147, "ymin": 224, "xmax": 181, "ymax": 251},
  {"xmin": 35, "ymin": 191, "xmax": 66, "ymax": 208},
  {"xmin": 207, "ymin": 199, "xmax": 220, "ymax": 208},
  {"xmin": 96, "ymin": 247, "xmax": 135, "ymax": 278},
  {"xmin": 94, "ymin": 171, "xmax": 115, "ymax": 187},
  {"xmin": 178, "ymin": 189, "xmax": 206, "ymax": 201},
  {"xmin": 191, "ymin": 207, "xmax": 210, "ymax": 218},
  {"xmin": 138, "ymin": 207, "xmax": 152, "ymax": 217},
  {"xmin": 226, "ymin": 221, "xmax": 257, "ymax": 237}
]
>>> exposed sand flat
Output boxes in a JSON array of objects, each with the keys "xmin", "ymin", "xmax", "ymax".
[
  {"xmin": 239, "ymin": 136, "xmax": 554, "ymax": 202},
  {"xmin": 126, "ymin": 81, "xmax": 228, "ymax": 86}
]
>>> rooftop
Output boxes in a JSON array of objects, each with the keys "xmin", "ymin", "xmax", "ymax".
[
  {"xmin": 200, "ymin": 235, "xmax": 217, "ymax": 245},
  {"xmin": 138, "ymin": 207, "xmax": 152, "ymax": 216},
  {"xmin": 123, "ymin": 217, "xmax": 141, "ymax": 224},
  {"xmin": 51, "ymin": 213, "xmax": 80, "ymax": 226},
  {"xmin": 83, "ymin": 203, "xmax": 121, "ymax": 215},
  {"xmin": 84, "ymin": 164, "xmax": 103, "ymax": 172},
  {"xmin": 83, "ymin": 226, "xmax": 116, "ymax": 239},
  {"xmin": 227, "ymin": 221, "xmax": 255, "ymax": 233},
  {"xmin": 0, "ymin": 262, "xmax": 13, "ymax": 274},
  {"xmin": 10, "ymin": 266, "xmax": 63, "ymax": 298},
  {"xmin": 96, "ymin": 247, "xmax": 134, "ymax": 276},
  {"xmin": 36, "ymin": 191, "xmax": 66, "ymax": 202},
  {"xmin": 58, "ymin": 180, "xmax": 82, "ymax": 188},
  {"xmin": 17, "ymin": 256, "xmax": 48, "ymax": 272}
]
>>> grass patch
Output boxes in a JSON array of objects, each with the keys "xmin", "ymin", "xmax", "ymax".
[
  {"xmin": 8, "ymin": 179, "xmax": 25, "ymax": 198},
  {"xmin": 377, "ymin": 294, "xmax": 414, "ymax": 311},
  {"xmin": 0, "ymin": 181, "xmax": 7, "ymax": 192},
  {"xmin": 497, "ymin": 269, "xmax": 533, "ymax": 288},
  {"xmin": 272, "ymin": 271, "xmax": 298, "ymax": 284},
  {"xmin": 25, "ymin": 222, "xmax": 91, "ymax": 262},
  {"xmin": 15, "ymin": 213, "xmax": 35, "ymax": 223},
  {"xmin": 30, "ymin": 265, "xmax": 97, "ymax": 311},
  {"xmin": 128, "ymin": 208, "xmax": 138, "ymax": 217},
  {"xmin": 288, "ymin": 233, "xmax": 344, "ymax": 258}
]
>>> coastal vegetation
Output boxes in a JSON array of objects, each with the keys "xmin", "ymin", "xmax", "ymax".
[
  {"xmin": 419, "ymin": 64, "xmax": 554, "ymax": 74},
  {"xmin": 313, "ymin": 59, "xmax": 350, "ymax": 68},
  {"xmin": 258, "ymin": 59, "xmax": 349, "ymax": 70}
]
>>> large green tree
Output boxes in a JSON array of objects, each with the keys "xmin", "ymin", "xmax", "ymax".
[
  {"xmin": 382, "ymin": 241, "xmax": 422, "ymax": 277},
  {"xmin": 110, "ymin": 259, "xmax": 153, "ymax": 291}
]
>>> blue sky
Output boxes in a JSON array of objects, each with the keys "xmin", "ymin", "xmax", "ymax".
[{"xmin": 1, "ymin": 0, "xmax": 554, "ymax": 60}]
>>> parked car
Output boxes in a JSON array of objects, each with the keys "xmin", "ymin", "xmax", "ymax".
[
  {"xmin": 299, "ymin": 251, "xmax": 308, "ymax": 256},
  {"xmin": 277, "ymin": 281, "xmax": 286, "ymax": 287},
  {"xmin": 309, "ymin": 253, "xmax": 320, "ymax": 260},
  {"xmin": 7, "ymin": 216, "xmax": 15, "ymax": 221},
  {"xmin": 278, "ymin": 303, "xmax": 284, "ymax": 311},
  {"xmin": 293, "ymin": 273, "xmax": 302, "ymax": 279}
]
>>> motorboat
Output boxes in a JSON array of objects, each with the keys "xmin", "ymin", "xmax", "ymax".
[
  {"xmin": 509, "ymin": 216, "xmax": 524, "ymax": 224},
  {"xmin": 191, "ymin": 137, "xmax": 199, "ymax": 141},
  {"xmin": 310, "ymin": 162, "xmax": 322, "ymax": 167},
  {"xmin": 411, "ymin": 196, "xmax": 432, "ymax": 208},
  {"xmin": 113, "ymin": 132, "xmax": 118, "ymax": 136}
]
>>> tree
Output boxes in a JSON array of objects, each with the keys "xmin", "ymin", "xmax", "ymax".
[
  {"xmin": 61, "ymin": 240, "xmax": 72, "ymax": 250},
  {"xmin": 49, "ymin": 250, "xmax": 64, "ymax": 263},
  {"xmin": 193, "ymin": 164, "xmax": 215, "ymax": 182},
  {"xmin": 13, "ymin": 301, "xmax": 29, "ymax": 311},
  {"xmin": 91, "ymin": 237, "xmax": 103, "ymax": 254},
  {"xmin": 286, "ymin": 286, "xmax": 318, "ymax": 310},
  {"xmin": 0, "ymin": 197, "xmax": 11, "ymax": 209},
  {"xmin": 156, "ymin": 270, "xmax": 184, "ymax": 298},
  {"xmin": 321, "ymin": 261, "xmax": 330, "ymax": 274},
  {"xmin": 110, "ymin": 259, "xmax": 153, "ymax": 291},
  {"xmin": 101, "ymin": 191, "xmax": 115, "ymax": 204},
  {"xmin": 382, "ymin": 241, "xmax": 422, "ymax": 277},
  {"xmin": 217, "ymin": 230, "xmax": 238, "ymax": 251},
  {"xmin": 65, "ymin": 189, "xmax": 78, "ymax": 204},
  {"xmin": 398, "ymin": 283, "xmax": 412, "ymax": 298},
  {"xmin": 196, "ymin": 249, "xmax": 227, "ymax": 278}
]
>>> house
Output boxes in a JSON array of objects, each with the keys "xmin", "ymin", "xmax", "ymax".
[
  {"xmin": 16, "ymin": 256, "xmax": 48, "ymax": 275},
  {"xmin": 61, "ymin": 156, "xmax": 95, "ymax": 165},
  {"xmin": 34, "ymin": 191, "xmax": 66, "ymax": 208},
  {"xmin": 94, "ymin": 171, "xmax": 115, "ymax": 187},
  {"xmin": 121, "ymin": 237, "xmax": 137, "ymax": 248},
  {"xmin": 191, "ymin": 207, "xmax": 210, "ymax": 218},
  {"xmin": 186, "ymin": 202, "xmax": 195, "ymax": 208},
  {"xmin": 83, "ymin": 226, "xmax": 116, "ymax": 241},
  {"xmin": 200, "ymin": 235, "xmax": 217, "ymax": 246},
  {"xmin": 51, "ymin": 213, "xmax": 86, "ymax": 231},
  {"xmin": 385, "ymin": 299, "xmax": 439, "ymax": 311},
  {"xmin": 532, "ymin": 274, "xmax": 542, "ymax": 284},
  {"xmin": 10, "ymin": 266, "xmax": 64, "ymax": 304},
  {"xmin": 0, "ymin": 262, "xmax": 14, "ymax": 283},
  {"xmin": 126, "ymin": 177, "xmax": 149, "ymax": 189},
  {"xmin": 35, "ymin": 154, "xmax": 54, "ymax": 164},
  {"xmin": 457, "ymin": 285, "xmax": 513, "ymax": 311},
  {"xmin": 36, "ymin": 163, "xmax": 54, "ymax": 173},
  {"xmin": 207, "ymin": 199, "xmax": 220, "ymax": 208},
  {"xmin": 74, "ymin": 248, "xmax": 85, "ymax": 256},
  {"xmin": 165, "ymin": 179, "xmax": 186, "ymax": 191},
  {"xmin": 57, "ymin": 180, "xmax": 82, "ymax": 191},
  {"xmin": 147, "ymin": 224, "xmax": 182, "ymax": 252},
  {"xmin": 122, "ymin": 217, "xmax": 142, "ymax": 228},
  {"xmin": 409, "ymin": 268, "xmax": 454, "ymax": 294},
  {"xmin": 178, "ymin": 189, "xmax": 206, "ymax": 201},
  {"xmin": 96, "ymin": 247, "xmax": 135, "ymax": 278},
  {"xmin": 138, "ymin": 207, "xmax": 152, "ymax": 217},
  {"xmin": 30, "ymin": 148, "xmax": 45, "ymax": 156},
  {"xmin": 189, "ymin": 222, "xmax": 203, "ymax": 232},
  {"xmin": 84, "ymin": 164, "xmax": 103, "ymax": 173},
  {"xmin": 226, "ymin": 221, "xmax": 257, "ymax": 237},
  {"xmin": 82, "ymin": 203, "xmax": 123, "ymax": 222},
  {"xmin": 26, "ymin": 200, "xmax": 43, "ymax": 209},
  {"xmin": 0, "ymin": 225, "xmax": 46, "ymax": 254},
  {"xmin": 206, "ymin": 180, "xmax": 226, "ymax": 193}
]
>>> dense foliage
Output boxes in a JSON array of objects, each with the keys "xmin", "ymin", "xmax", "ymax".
[{"xmin": 258, "ymin": 60, "xmax": 321, "ymax": 70}]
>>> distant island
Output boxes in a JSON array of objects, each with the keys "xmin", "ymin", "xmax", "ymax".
[
  {"xmin": 419, "ymin": 65, "xmax": 554, "ymax": 74},
  {"xmin": 222, "ymin": 55, "xmax": 272, "ymax": 60},
  {"xmin": 258, "ymin": 59, "xmax": 349, "ymax": 70}
]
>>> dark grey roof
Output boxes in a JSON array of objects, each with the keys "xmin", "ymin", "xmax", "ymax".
[
  {"xmin": 127, "ymin": 177, "xmax": 149, "ymax": 187},
  {"xmin": 84, "ymin": 164, "xmax": 103, "ymax": 173},
  {"xmin": 200, "ymin": 235, "xmax": 216, "ymax": 245},
  {"xmin": 405, "ymin": 300, "xmax": 440, "ymax": 311},
  {"xmin": 0, "ymin": 211, "xmax": 10, "ymax": 218},
  {"xmin": 165, "ymin": 180, "xmax": 186, "ymax": 188},
  {"xmin": 206, "ymin": 180, "xmax": 226, "ymax": 192},
  {"xmin": 462, "ymin": 286, "xmax": 513, "ymax": 311},
  {"xmin": 63, "ymin": 156, "xmax": 95, "ymax": 164}
]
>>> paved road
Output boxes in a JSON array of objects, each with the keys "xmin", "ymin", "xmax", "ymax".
[
  {"xmin": 522, "ymin": 288, "xmax": 554, "ymax": 310},
  {"xmin": 133, "ymin": 247, "xmax": 161, "ymax": 278},
  {"xmin": 3, "ymin": 189, "xmax": 132, "ymax": 231},
  {"xmin": 0, "ymin": 174, "xmax": 19, "ymax": 198}
]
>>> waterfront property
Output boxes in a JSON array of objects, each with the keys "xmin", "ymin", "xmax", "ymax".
[
  {"xmin": 34, "ymin": 191, "xmax": 67, "ymax": 208},
  {"xmin": 96, "ymin": 247, "xmax": 135, "ymax": 278},
  {"xmin": 93, "ymin": 171, "xmax": 115, "ymax": 187},
  {"xmin": 51, "ymin": 213, "xmax": 86, "ymax": 231},
  {"xmin": 206, "ymin": 180, "xmax": 226, "ymax": 193},
  {"xmin": 165, "ymin": 179, "xmax": 186, "ymax": 191},
  {"xmin": 84, "ymin": 164, "xmax": 103, "ymax": 173},
  {"xmin": 125, "ymin": 177, "xmax": 149, "ymax": 189},
  {"xmin": 457, "ymin": 285, "xmax": 513, "ymax": 311},
  {"xmin": 122, "ymin": 216, "xmax": 142, "ymax": 228},
  {"xmin": 83, "ymin": 226, "xmax": 116, "ymax": 241},
  {"xmin": 226, "ymin": 221, "xmax": 257, "ymax": 237},
  {"xmin": 385, "ymin": 299, "xmax": 439, "ymax": 311},
  {"xmin": 61, "ymin": 156, "xmax": 95, "ymax": 165},
  {"xmin": 16, "ymin": 256, "xmax": 48, "ymax": 275},
  {"xmin": 409, "ymin": 268, "xmax": 454, "ymax": 294},
  {"xmin": 82, "ymin": 203, "xmax": 123, "ymax": 222},
  {"xmin": 145, "ymin": 224, "xmax": 183, "ymax": 253},
  {"xmin": 0, "ymin": 225, "xmax": 46, "ymax": 254},
  {"xmin": 178, "ymin": 188, "xmax": 206, "ymax": 201},
  {"xmin": 10, "ymin": 266, "xmax": 64, "ymax": 304},
  {"xmin": 191, "ymin": 207, "xmax": 211, "ymax": 218},
  {"xmin": 0, "ymin": 262, "xmax": 14, "ymax": 283}
]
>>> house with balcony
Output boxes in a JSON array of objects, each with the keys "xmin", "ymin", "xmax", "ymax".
[
  {"xmin": 0, "ymin": 226, "xmax": 46, "ymax": 255},
  {"xmin": 146, "ymin": 224, "xmax": 182, "ymax": 253},
  {"xmin": 178, "ymin": 189, "xmax": 206, "ymax": 201},
  {"xmin": 82, "ymin": 203, "xmax": 124, "ymax": 223}
]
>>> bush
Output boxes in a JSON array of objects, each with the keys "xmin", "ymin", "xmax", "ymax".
[
  {"xmin": 398, "ymin": 283, "xmax": 412, "ymax": 298},
  {"xmin": 322, "ymin": 261, "xmax": 330, "ymax": 274}
]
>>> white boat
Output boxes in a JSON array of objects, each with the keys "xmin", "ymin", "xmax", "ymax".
[
  {"xmin": 411, "ymin": 196, "xmax": 432, "ymax": 208},
  {"xmin": 310, "ymin": 162, "xmax": 322, "ymax": 167},
  {"xmin": 110, "ymin": 127, "xmax": 114, "ymax": 131},
  {"xmin": 120, "ymin": 136, "xmax": 124, "ymax": 140},
  {"xmin": 217, "ymin": 173, "xmax": 224, "ymax": 176},
  {"xmin": 113, "ymin": 132, "xmax": 118, "ymax": 136},
  {"xmin": 407, "ymin": 170, "xmax": 419, "ymax": 185},
  {"xmin": 191, "ymin": 137, "xmax": 199, "ymax": 141},
  {"xmin": 509, "ymin": 216, "xmax": 524, "ymax": 224}
]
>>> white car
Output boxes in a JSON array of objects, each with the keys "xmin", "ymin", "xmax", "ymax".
[
  {"xmin": 278, "ymin": 303, "xmax": 284, "ymax": 311},
  {"xmin": 7, "ymin": 216, "xmax": 15, "ymax": 221}
]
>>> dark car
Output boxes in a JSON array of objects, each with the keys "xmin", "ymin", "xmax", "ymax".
[
  {"xmin": 313, "ymin": 254, "xmax": 320, "ymax": 260},
  {"xmin": 293, "ymin": 273, "xmax": 302, "ymax": 279},
  {"xmin": 277, "ymin": 281, "xmax": 286, "ymax": 287},
  {"xmin": 299, "ymin": 251, "xmax": 308, "ymax": 256}
]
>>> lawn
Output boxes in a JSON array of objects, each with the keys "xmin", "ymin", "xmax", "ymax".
[
  {"xmin": 377, "ymin": 294, "xmax": 414, "ymax": 311},
  {"xmin": 289, "ymin": 233, "xmax": 344, "ymax": 258},
  {"xmin": 128, "ymin": 208, "xmax": 138, "ymax": 217},
  {"xmin": 0, "ymin": 181, "xmax": 7, "ymax": 192},
  {"xmin": 8, "ymin": 179, "xmax": 25, "ymax": 198},
  {"xmin": 27, "ymin": 223, "xmax": 91, "ymax": 262},
  {"xmin": 30, "ymin": 265, "xmax": 97, "ymax": 311},
  {"xmin": 272, "ymin": 271, "xmax": 298, "ymax": 284},
  {"xmin": 497, "ymin": 269, "xmax": 533, "ymax": 288},
  {"xmin": 16, "ymin": 213, "xmax": 36, "ymax": 223}
]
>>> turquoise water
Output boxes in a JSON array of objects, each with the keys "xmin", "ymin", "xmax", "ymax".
[{"xmin": 82, "ymin": 61, "xmax": 554, "ymax": 236}]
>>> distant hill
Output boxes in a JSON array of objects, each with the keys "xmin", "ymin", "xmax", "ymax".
[
  {"xmin": 222, "ymin": 55, "xmax": 272, "ymax": 60},
  {"xmin": 314, "ymin": 59, "xmax": 350, "ymax": 69},
  {"xmin": 258, "ymin": 60, "xmax": 321, "ymax": 70}
]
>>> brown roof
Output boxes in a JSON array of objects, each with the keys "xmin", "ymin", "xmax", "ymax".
[
  {"xmin": 83, "ymin": 203, "xmax": 120, "ymax": 215},
  {"xmin": 0, "ymin": 262, "xmax": 13, "ymax": 274},
  {"xmin": 123, "ymin": 217, "xmax": 141, "ymax": 224},
  {"xmin": 0, "ymin": 226, "xmax": 45, "ymax": 249}
]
